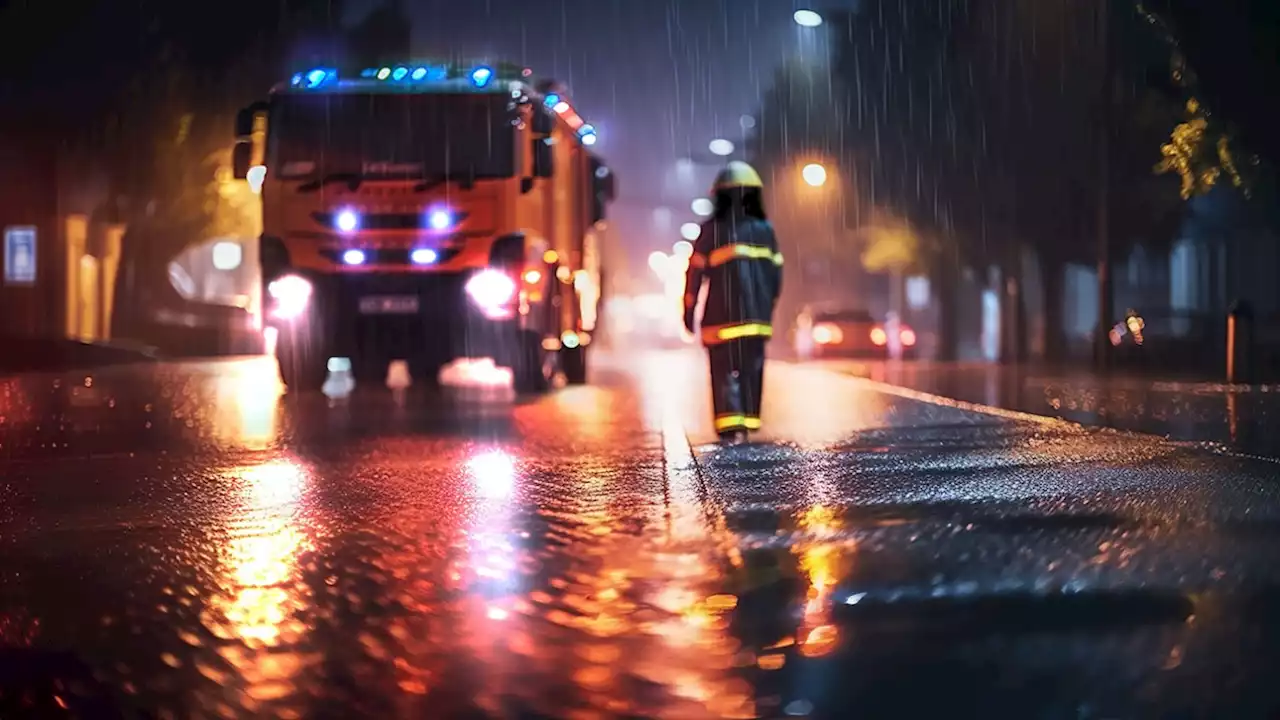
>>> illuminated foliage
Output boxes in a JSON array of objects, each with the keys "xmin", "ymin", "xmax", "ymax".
[
  {"xmin": 857, "ymin": 215, "xmax": 923, "ymax": 274},
  {"xmin": 1155, "ymin": 98, "xmax": 1247, "ymax": 199},
  {"xmin": 1141, "ymin": 4, "xmax": 1253, "ymax": 199}
]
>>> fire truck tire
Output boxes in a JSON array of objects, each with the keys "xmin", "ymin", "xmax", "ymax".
[
  {"xmin": 560, "ymin": 344, "xmax": 588, "ymax": 385},
  {"xmin": 512, "ymin": 331, "xmax": 553, "ymax": 394},
  {"xmin": 276, "ymin": 334, "xmax": 327, "ymax": 393}
]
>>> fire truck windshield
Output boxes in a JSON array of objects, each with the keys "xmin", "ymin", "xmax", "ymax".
[{"xmin": 268, "ymin": 92, "xmax": 516, "ymax": 181}]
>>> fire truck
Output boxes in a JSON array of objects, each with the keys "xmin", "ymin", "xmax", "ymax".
[{"xmin": 231, "ymin": 61, "xmax": 615, "ymax": 392}]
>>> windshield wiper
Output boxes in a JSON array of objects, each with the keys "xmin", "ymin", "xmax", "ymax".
[{"xmin": 296, "ymin": 173, "xmax": 364, "ymax": 193}]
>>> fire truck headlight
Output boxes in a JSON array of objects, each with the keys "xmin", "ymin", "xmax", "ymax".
[
  {"xmin": 342, "ymin": 249, "xmax": 366, "ymax": 266},
  {"xmin": 411, "ymin": 248, "xmax": 438, "ymax": 265},
  {"xmin": 267, "ymin": 274, "xmax": 313, "ymax": 320},
  {"xmin": 335, "ymin": 209, "xmax": 360, "ymax": 233},
  {"xmin": 466, "ymin": 270, "xmax": 517, "ymax": 313}
]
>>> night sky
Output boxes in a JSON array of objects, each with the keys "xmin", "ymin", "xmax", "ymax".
[{"xmin": 344, "ymin": 0, "xmax": 863, "ymax": 274}]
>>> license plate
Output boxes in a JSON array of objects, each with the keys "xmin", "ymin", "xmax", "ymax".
[{"xmin": 359, "ymin": 295, "xmax": 420, "ymax": 314}]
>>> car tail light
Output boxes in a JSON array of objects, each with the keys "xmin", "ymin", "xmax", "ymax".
[
  {"xmin": 869, "ymin": 326, "xmax": 888, "ymax": 346},
  {"xmin": 811, "ymin": 322, "xmax": 843, "ymax": 345},
  {"xmin": 900, "ymin": 326, "xmax": 917, "ymax": 347}
]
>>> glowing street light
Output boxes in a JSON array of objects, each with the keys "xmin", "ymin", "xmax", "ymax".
[
  {"xmin": 708, "ymin": 138, "xmax": 735, "ymax": 156},
  {"xmin": 679, "ymin": 223, "xmax": 701, "ymax": 242},
  {"xmin": 794, "ymin": 9, "xmax": 823, "ymax": 27},
  {"xmin": 802, "ymin": 162, "xmax": 828, "ymax": 187}
]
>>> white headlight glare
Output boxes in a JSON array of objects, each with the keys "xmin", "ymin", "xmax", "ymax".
[
  {"xmin": 267, "ymin": 274, "xmax": 313, "ymax": 320},
  {"xmin": 428, "ymin": 209, "xmax": 453, "ymax": 231},
  {"xmin": 335, "ymin": 209, "xmax": 359, "ymax": 233},
  {"xmin": 465, "ymin": 269, "xmax": 517, "ymax": 311}
]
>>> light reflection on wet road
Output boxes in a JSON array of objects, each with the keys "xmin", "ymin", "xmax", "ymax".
[{"xmin": 4, "ymin": 352, "xmax": 1280, "ymax": 717}]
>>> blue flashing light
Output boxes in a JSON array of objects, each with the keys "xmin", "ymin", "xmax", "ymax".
[
  {"xmin": 360, "ymin": 68, "xmax": 377, "ymax": 78},
  {"xmin": 305, "ymin": 69, "xmax": 329, "ymax": 88},
  {"xmin": 470, "ymin": 66, "xmax": 494, "ymax": 88},
  {"xmin": 291, "ymin": 73, "xmax": 304, "ymax": 87},
  {"xmin": 335, "ymin": 209, "xmax": 360, "ymax": 233},
  {"xmin": 392, "ymin": 67, "xmax": 409, "ymax": 81},
  {"xmin": 427, "ymin": 209, "xmax": 453, "ymax": 231},
  {"xmin": 411, "ymin": 67, "xmax": 428, "ymax": 81},
  {"xmin": 377, "ymin": 67, "xmax": 392, "ymax": 80},
  {"xmin": 544, "ymin": 93, "xmax": 560, "ymax": 108}
]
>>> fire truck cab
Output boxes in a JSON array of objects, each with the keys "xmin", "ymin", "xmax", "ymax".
[{"xmin": 232, "ymin": 61, "xmax": 614, "ymax": 392}]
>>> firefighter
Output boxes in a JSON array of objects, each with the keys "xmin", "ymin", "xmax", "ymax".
[{"xmin": 683, "ymin": 161, "xmax": 784, "ymax": 445}]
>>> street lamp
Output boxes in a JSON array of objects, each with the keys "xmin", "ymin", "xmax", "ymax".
[
  {"xmin": 793, "ymin": 9, "xmax": 823, "ymax": 27},
  {"xmin": 802, "ymin": 162, "xmax": 828, "ymax": 187},
  {"xmin": 708, "ymin": 138, "xmax": 735, "ymax": 157}
]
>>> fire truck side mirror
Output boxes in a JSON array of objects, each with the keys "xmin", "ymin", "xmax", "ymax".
[
  {"xmin": 590, "ymin": 161, "xmax": 614, "ymax": 223},
  {"xmin": 533, "ymin": 139, "xmax": 554, "ymax": 178},
  {"xmin": 531, "ymin": 108, "xmax": 554, "ymax": 135},
  {"xmin": 234, "ymin": 107, "xmax": 256, "ymax": 139},
  {"xmin": 599, "ymin": 169, "xmax": 616, "ymax": 202},
  {"xmin": 232, "ymin": 143, "xmax": 253, "ymax": 180}
]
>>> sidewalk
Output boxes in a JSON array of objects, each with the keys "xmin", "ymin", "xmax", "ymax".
[
  {"xmin": 0, "ymin": 335, "xmax": 159, "ymax": 375},
  {"xmin": 817, "ymin": 360, "xmax": 1280, "ymax": 459}
]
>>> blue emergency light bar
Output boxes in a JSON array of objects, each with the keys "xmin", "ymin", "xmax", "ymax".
[
  {"xmin": 285, "ymin": 62, "xmax": 600, "ymax": 145},
  {"xmin": 292, "ymin": 62, "xmax": 530, "ymax": 90}
]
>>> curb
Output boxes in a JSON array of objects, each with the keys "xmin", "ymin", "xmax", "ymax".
[{"xmin": 775, "ymin": 359, "xmax": 1075, "ymax": 428}]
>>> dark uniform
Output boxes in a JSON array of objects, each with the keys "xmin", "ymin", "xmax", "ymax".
[{"xmin": 683, "ymin": 161, "xmax": 784, "ymax": 444}]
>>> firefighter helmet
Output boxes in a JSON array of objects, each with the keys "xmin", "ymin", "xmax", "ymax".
[{"xmin": 711, "ymin": 161, "xmax": 764, "ymax": 192}]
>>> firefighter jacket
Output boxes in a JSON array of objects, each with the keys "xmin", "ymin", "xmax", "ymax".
[{"xmin": 683, "ymin": 210, "xmax": 784, "ymax": 345}]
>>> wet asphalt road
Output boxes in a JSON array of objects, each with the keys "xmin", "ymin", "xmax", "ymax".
[{"xmin": 4, "ymin": 351, "xmax": 1280, "ymax": 718}]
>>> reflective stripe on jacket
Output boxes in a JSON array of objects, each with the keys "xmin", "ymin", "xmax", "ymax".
[{"xmin": 684, "ymin": 212, "xmax": 783, "ymax": 346}]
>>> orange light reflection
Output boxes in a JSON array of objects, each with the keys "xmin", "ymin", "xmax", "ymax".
[
  {"xmin": 211, "ymin": 357, "xmax": 282, "ymax": 450},
  {"xmin": 203, "ymin": 458, "xmax": 313, "ymax": 707},
  {"xmin": 793, "ymin": 505, "xmax": 848, "ymax": 659}
]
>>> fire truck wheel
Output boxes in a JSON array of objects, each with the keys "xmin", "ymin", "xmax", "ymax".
[
  {"xmin": 560, "ymin": 344, "xmax": 587, "ymax": 385},
  {"xmin": 276, "ymin": 334, "xmax": 327, "ymax": 393},
  {"xmin": 512, "ymin": 332, "xmax": 553, "ymax": 394}
]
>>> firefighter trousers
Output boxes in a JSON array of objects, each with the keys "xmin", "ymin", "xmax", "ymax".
[{"xmin": 707, "ymin": 337, "xmax": 766, "ymax": 434}]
